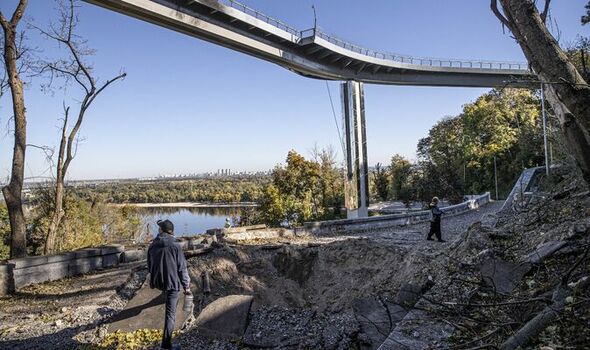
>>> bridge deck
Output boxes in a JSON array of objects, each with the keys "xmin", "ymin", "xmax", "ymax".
[{"xmin": 84, "ymin": 0, "xmax": 534, "ymax": 87}]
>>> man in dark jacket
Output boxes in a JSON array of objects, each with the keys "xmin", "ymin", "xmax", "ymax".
[
  {"xmin": 147, "ymin": 219, "xmax": 190, "ymax": 350},
  {"xmin": 426, "ymin": 197, "xmax": 445, "ymax": 242}
]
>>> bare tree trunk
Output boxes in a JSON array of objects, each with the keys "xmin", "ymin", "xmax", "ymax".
[
  {"xmin": 1, "ymin": 0, "xmax": 29, "ymax": 259},
  {"xmin": 544, "ymin": 85, "xmax": 590, "ymax": 177},
  {"xmin": 37, "ymin": 0, "xmax": 126, "ymax": 254},
  {"xmin": 44, "ymin": 113, "xmax": 68, "ymax": 255},
  {"xmin": 493, "ymin": 0, "xmax": 590, "ymax": 182}
]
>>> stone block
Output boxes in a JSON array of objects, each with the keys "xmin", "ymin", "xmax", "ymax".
[
  {"xmin": 120, "ymin": 249, "xmax": 147, "ymax": 263},
  {"xmin": 13, "ymin": 261, "xmax": 70, "ymax": 289},
  {"xmin": 480, "ymin": 258, "xmax": 531, "ymax": 295},
  {"xmin": 523, "ymin": 241, "xmax": 568, "ymax": 264},
  {"xmin": 353, "ymin": 298, "xmax": 392, "ymax": 350},
  {"xmin": 8, "ymin": 255, "xmax": 48, "ymax": 269},
  {"xmin": 108, "ymin": 278, "xmax": 192, "ymax": 333},
  {"xmin": 74, "ymin": 247, "xmax": 102, "ymax": 259},
  {"xmin": 68, "ymin": 256, "xmax": 102, "ymax": 275},
  {"xmin": 195, "ymin": 295, "xmax": 253, "ymax": 340},
  {"xmin": 100, "ymin": 244, "xmax": 124, "ymax": 255},
  {"xmin": 102, "ymin": 253, "xmax": 121, "ymax": 268},
  {"xmin": 46, "ymin": 252, "xmax": 76, "ymax": 264}
]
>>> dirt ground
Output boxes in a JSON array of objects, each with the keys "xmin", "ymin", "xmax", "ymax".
[{"xmin": 0, "ymin": 199, "xmax": 528, "ymax": 350}]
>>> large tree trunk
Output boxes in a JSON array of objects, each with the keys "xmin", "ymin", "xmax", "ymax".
[
  {"xmin": 496, "ymin": 0, "xmax": 590, "ymax": 182},
  {"xmin": 1, "ymin": 3, "xmax": 29, "ymax": 258},
  {"xmin": 544, "ymin": 85, "xmax": 590, "ymax": 178}
]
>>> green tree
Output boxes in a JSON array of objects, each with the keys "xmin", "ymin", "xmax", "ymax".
[
  {"xmin": 372, "ymin": 163, "xmax": 389, "ymax": 202},
  {"xmin": 389, "ymin": 154, "xmax": 415, "ymax": 203},
  {"xmin": 0, "ymin": 204, "xmax": 10, "ymax": 260},
  {"xmin": 582, "ymin": 1, "xmax": 590, "ymax": 25},
  {"xmin": 415, "ymin": 88, "xmax": 544, "ymax": 201},
  {"xmin": 257, "ymin": 149, "xmax": 344, "ymax": 227}
]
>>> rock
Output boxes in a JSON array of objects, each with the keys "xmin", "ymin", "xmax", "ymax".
[
  {"xmin": 195, "ymin": 295, "xmax": 253, "ymax": 340},
  {"xmin": 352, "ymin": 298, "xmax": 391, "ymax": 350},
  {"xmin": 480, "ymin": 258, "xmax": 531, "ymax": 295},
  {"xmin": 53, "ymin": 320, "xmax": 63, "ymax": 327},
  {"xmin": 394, "ymin": 283, "xmax": 424, "ymax": 307},
  {"xmin": 523, "ymin": 241, "xmax": 568, "ymax": 264},
  {"xmin": 107, "ymin": 277, "xmax": 192, "ymax": 333},
  {"xmin": 378, "ymin": 307, "xmax": 454, "ymax": 350}
]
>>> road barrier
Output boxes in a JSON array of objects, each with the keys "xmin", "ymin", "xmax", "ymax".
[{"xmin": 304, "ymin": 193, "xmax": 491, "ymax": 236}]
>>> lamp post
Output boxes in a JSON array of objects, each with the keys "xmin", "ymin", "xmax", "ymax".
[{"xmin": 311, "ymin": 5, "xmax": 318, "ymax": 33}]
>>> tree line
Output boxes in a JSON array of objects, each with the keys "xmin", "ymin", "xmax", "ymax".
[
  {"xmin": 69, "ymin": 177, "xmax": 270, "ymax": 204},
  {"xmin": 372, "ymin": 88, "xmax": 548, "ymax": 205}
]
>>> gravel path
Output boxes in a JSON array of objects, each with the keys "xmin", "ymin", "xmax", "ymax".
[
  {"xmin": 312, "ymin": 200, "xmax": 504, "ymax": 248},
  {"xmin": 0, "ymin": 262, "xmax": 146, "ymax": 350}
]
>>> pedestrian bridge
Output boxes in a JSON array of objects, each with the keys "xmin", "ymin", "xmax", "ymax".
[
  {"xmin": 85, "ymin": 0, "xmax": 533, "ymax": 87},
  {"xmin": 83, "ymin": 0, "xmax": 536, "ymax": 218}
]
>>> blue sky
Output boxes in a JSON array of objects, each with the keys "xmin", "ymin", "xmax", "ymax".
[{"xmin": 0, "ymin": 0, "xmax": 588, "ymax": 180}]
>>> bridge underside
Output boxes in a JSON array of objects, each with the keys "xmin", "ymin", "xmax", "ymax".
[{"xmin": 85, "ymin": 0, "xmax": 533, "ymax": 88}]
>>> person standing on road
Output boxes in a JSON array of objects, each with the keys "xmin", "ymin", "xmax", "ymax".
[
  {"xmin": 426, "ymin": 197, "xmax": 445, "ymax": 242},
  {"xmin": 147, "ymin": 219, "xmax": 191, "ymax": 350}
]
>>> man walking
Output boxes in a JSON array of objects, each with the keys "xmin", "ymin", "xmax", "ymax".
[
  {"xmin": 426, "ymin": 197, "xmax": 445, "ymax": 242},
  {"xmin": 147, "ymin": 219, "xmax": 191, "ymax": 350}
]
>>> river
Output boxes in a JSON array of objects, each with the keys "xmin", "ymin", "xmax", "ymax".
[{"xmin": 138, "ymin": 206, "xmax": 242, "ymax": 237}]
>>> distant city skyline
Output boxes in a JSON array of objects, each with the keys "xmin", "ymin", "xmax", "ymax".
[{"xmin": 0, "ymin": 0, "xmax": 587, "ymax": 180}]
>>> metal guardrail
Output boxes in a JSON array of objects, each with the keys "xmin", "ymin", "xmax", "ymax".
[
  {"xmin": 216, "ymin": 0, "xmax": 529, "ymax": 71},
  {"xmin": 307, "ymin": 28, "xmax": 529, "ymax": 71},
  {"xmin": 220, "ymin": 0, "xmax": 300, "ymax": 36}
]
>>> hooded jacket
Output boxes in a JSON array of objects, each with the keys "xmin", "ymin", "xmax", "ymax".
[
  {"xmin": 147, "ymin": 233, "xmax": 190, "ymax": 291},
  {"xmin": 429, "ymin": 204, "xmax": 443, "ymax": 223}
]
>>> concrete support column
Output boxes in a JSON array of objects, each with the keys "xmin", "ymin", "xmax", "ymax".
[{"xmin": 341, "ymin": 81, "xmax": 369, "ymax": 219}]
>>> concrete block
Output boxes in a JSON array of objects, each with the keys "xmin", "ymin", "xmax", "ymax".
[
  {"xmin": 46, "ymin": 252, "xmax": 76, "ymax": 264},
  {"xmin": 0, "ymin": 263, "xmax": 15, "ymax": 296},
  {"xmin": 68, "ymin": 256, "xmax": 102, "ymax": 275},
  {"xmin": 8, "ymin": 255, "xmax": 48, "ymax": 269},
  {"xmin": 74, "ymin": 247, "xmax": 102, "ymax": 259},
  {"xmin": 102, "ymin": 253, "xmax": 121, "ymax": 268},
  {"xmin": 196, "ymin": 295, "xmax": 253, "ymax": 340},
  {"xmin": 120, "ymin": 249, "xmax": 147, "ymax": 263},
  {"xmin": 100, "ymin": 244, "xmax": 124, "ymax": 255},
  {"xmin": 13, "ymin": 260, "xmax": 70, "ymax": 276}
]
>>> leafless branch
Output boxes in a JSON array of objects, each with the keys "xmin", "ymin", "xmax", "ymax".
[
  {"xmin": 562, "ymin": 241, "xmax": 590, "ymax": 284},
  {"xmin": 540, "ymin": 0, "xmax": 551, "ymax": 24},
  {"xmin": 490, "ymin": 0, "xmax": 512, "ymax": 31}
]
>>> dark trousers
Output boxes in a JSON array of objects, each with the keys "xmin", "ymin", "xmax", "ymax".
[
  {"xmin": 162, "ymin": 290, "xmax": 180, "ymax": 349},
  {"xmin": 428, "ymin": 220, "xmax": 442, "ymax": 241}
]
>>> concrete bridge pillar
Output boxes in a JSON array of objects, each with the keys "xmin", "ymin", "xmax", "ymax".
[{"xmin": 341, "ymin": 81, "xmax": 369, "ymax": 219}]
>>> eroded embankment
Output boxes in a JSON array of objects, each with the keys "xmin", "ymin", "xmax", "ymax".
[{"xmin": 187, "ymin": 239, "xmax": 432, "ymax": 313}]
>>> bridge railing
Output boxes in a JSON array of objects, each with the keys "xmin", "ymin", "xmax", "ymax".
[
  {"xmin": 221, "ymin": 0, "xmax": 301, "ymax": 37},
  {"xmin": 216, "ymin": 0, "xmax": 528, "ymax": 71},
  {"xmin": 306, "ymin": 27, "xmax": 528, "ymax": 71}
]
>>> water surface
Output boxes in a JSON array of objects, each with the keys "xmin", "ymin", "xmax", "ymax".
[{"xmin": 139, "ymin": 207, "xmax": 241, "ymax": 238}]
